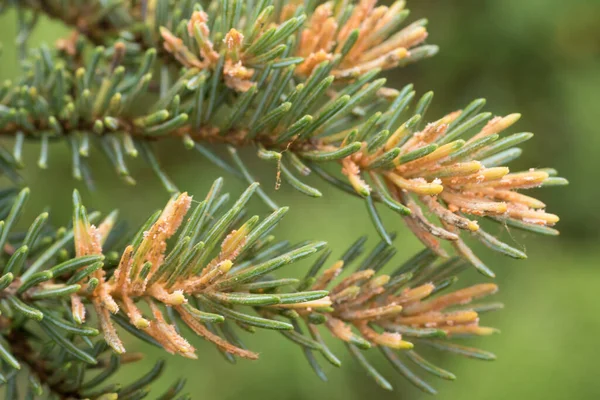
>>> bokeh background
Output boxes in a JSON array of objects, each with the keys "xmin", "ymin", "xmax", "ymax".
[{"xmin": 1, "ymin": 0, "xmax": 599, "ymax": 399}]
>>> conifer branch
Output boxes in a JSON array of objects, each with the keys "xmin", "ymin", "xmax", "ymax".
[
  {"xmin": 0, "ymin": 181, "xmax": 501, "ymax": 396},
  {"xmin": 0, "ymin": 0, "xmax": 569, "ymax": 396},
  {"xmin": 0, "ymin": 0, "xmax": 566, "ymax": 277}
]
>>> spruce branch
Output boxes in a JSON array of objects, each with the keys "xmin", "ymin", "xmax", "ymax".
[
  {"xmin": 275, "ymin": 237, "xmax": 502, "ymax": 394},
  {"xmin": 2, "ymin": 329, "xmax": 184, "ymax": 400},
  {"xmin": 0, "ymin": 181, "xmax": 500, "ymax": 396},
  {"xmin": 0, "ymin": 0, "xmax": 566, "ymax": 277},
  {"xmin": 0, "ymin": 2, "xmax": 569, "ymax": 396}
]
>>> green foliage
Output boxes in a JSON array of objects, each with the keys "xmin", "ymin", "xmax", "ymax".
[
  {"xmin": 0, "ymin": 182, "xmax": 500, "ymax": 398},
  {"xmin": 0, "ymin": 0, "xmax": 570, "ymax": 398}
]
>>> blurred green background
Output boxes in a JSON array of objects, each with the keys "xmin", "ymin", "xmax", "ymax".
[{"xmin": 1, "ymin": 0, "xmax": 599, "ymax": 399}]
